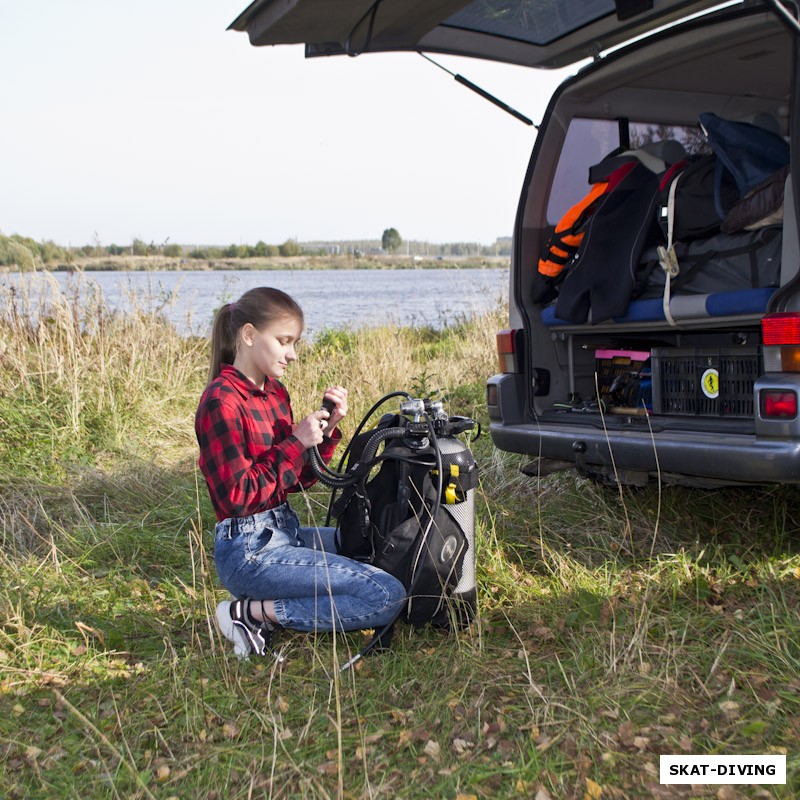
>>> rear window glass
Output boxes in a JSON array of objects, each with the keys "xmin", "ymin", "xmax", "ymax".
[
  {"xmin": 546, "ymin": 117, "xmax": 709, "ymax": 224},
  {"xmin": 630, "ymin": 123, "xmax": 710, "ymax": 156},
  {"xmin": 546, "ymin": 119, "xmax": 619, "ymax": 224},
  {"xmin": 443, "ymin": 0, "xmax": 614, "ymax": 46}
]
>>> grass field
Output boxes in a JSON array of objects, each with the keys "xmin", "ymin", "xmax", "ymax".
[{"xmin": 1, "ymin": 274, "xmax": 798, "ymax": 799}]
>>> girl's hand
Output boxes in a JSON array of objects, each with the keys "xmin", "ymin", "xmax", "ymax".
[
  {"xmin": 320, "ymin": 386, "xmax": 348, "ymax": 432},
  {"xmin": 294, "ymin": 411, "xmax": 327, "ymax": 450}
]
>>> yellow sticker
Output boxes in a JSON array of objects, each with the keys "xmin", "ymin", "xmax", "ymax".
[{"xmin": 701, "ymin": 368, "xmax": 719, "ymax": 399}]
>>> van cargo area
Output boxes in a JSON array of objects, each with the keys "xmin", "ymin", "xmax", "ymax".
[{"xmin": 488, "ymin": 4, "xmax": 799, "ymax": 486}]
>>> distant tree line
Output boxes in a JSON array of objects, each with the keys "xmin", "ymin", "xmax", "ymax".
[
  {"xmin": 0, "ymin": 233, "xmax": 511, "ymax": 271},
  {"xmin": 0, "ymin": 234, "xmax": 72, "ymax": 270},
  {"xmin": 0, "ymin": 235, "xmax": 303, "ymax": 270},
  {"xmin": 188, "ymin": 239, "xmax": 305, "ymax": 260}
]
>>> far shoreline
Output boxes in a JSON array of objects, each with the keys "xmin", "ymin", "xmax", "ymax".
[{"xmin": 3, "ymin": 253, "xmax": 511, "ymax": 273}]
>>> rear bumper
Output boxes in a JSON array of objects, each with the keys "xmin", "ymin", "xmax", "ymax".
[{"xmin": 489, "ymin": 420, "xmax": 800, "ymax": 483}]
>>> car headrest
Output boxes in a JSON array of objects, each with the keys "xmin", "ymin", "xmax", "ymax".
[
  {"xmin": 740, "ymin": 112, "xmax": 783, "ymax": 137},
  {"xmin": 637, "ymin": 139, "xmax": 688, "ymax": 166}
]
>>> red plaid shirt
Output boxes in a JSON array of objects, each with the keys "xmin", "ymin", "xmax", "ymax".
[{"xmin": 195, "ymin": 365, "xmax": 340, "ymax": 521}]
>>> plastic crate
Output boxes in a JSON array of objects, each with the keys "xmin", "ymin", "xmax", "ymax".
[
  {"xmin": 651, "ymin": 346, "xmax": 761, "ymax": 417},
  {"xmin": 595, "ymin": 349, "xmax": 651, "ymax": 410}
]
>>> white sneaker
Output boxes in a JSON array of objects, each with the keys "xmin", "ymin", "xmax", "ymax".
[{"xmin": 215, "ymin": 598, "xmax": 272, "ymax": 659}]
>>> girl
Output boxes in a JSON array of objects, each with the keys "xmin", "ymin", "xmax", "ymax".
[{"xmin": 195, "ymin": 287, "xmax": 406, "ymax": 658}]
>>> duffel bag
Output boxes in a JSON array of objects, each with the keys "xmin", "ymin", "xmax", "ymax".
[{"xmin": 638, "ymin": 225, "xmax": 782, "ymax": 298}]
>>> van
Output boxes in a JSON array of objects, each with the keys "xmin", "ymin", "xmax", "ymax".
[{"xmin": 230, "ymin": 1, "xmax": 798, "ymax": 487}]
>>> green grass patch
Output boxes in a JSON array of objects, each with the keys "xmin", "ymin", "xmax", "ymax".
[{"xmin": 1, "ymin": 279, "xmax": 798, "ymax": 798}]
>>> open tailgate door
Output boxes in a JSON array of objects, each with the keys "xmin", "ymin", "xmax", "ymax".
[{"xmin": 229, "ymin": 0, "xmax": 725, "ymax": 68}]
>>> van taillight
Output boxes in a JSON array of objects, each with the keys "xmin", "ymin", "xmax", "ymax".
[
  {"xmin": 496, "ymin": 329, "xmax": 518, "ymax": 373},
  {"xmin": 761, "ymin": 390, "xmax": 798, "ymax": 419},
  {"xmin": 762, "ymin": 313, "xmax": 800, "ymax": 344},
  {"xmin": 762, "ymin": 313, "xmax": 800, "ymax": 372}
]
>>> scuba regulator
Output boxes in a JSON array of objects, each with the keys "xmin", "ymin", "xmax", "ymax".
[{"xmin": 308, "ymin": 392, "xmax": 480, "ymax": 669}]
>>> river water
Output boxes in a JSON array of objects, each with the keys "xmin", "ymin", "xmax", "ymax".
[{"xmin": 2, "ymin": 267, "xmax": 508, "ymax": 337}]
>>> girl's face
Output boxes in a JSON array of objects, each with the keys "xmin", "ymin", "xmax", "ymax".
[{"xmin": 236, "ymin": 314, "xmax": 303, "ymax": 384}]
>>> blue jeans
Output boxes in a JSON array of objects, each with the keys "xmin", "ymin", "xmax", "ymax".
[{"xmin": 213, "ymin": 503, "xmax": 406, "ymax": 632}]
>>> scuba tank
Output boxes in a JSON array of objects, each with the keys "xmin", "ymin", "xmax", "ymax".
[{"xmin": 435, "ymin": 430, "xmax": 478, "ymax": 626}]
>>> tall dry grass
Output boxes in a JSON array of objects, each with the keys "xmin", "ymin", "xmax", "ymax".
[
  {"xmin": 1, "ymin": 272, "xmax": 206, "ymax": 464},
  {"xmin": 0, "ymin": 270, "xmax": 501, "ymax": 556},
  {"xmin": 1, "ymin": 271, "xmax": 501, "ymax": 460}
]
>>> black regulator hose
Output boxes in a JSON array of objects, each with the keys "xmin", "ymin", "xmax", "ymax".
[
  {"xmin": 336, "ymin": 390, "xmax": 414, "ymax": 470},
  {"xmin": 310, "ymin": 390, "xmax": 413, "ymax": 520},
  {"xmin": 309, "ymin": 426, "xmax": 408, "ymax": 488}
]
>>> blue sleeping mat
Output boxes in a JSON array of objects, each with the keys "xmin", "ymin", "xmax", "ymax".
[{"xmin": 540, "ymin": 287, "xmax": 776, "ymax": 326}]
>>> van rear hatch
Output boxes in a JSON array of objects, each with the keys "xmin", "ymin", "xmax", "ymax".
[{"xmin": 229, "ymin": 0, "xmax": 722, "ymax": 68}]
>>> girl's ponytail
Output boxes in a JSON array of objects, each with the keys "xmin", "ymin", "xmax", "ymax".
[{"xmin": 208, "ymin": 303, "xmax": 236, "ymax": 383}]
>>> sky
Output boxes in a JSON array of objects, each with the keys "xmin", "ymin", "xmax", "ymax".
[{"xmin": 0, "ymin": 1, "xmax": 575, "ymax": 248}]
